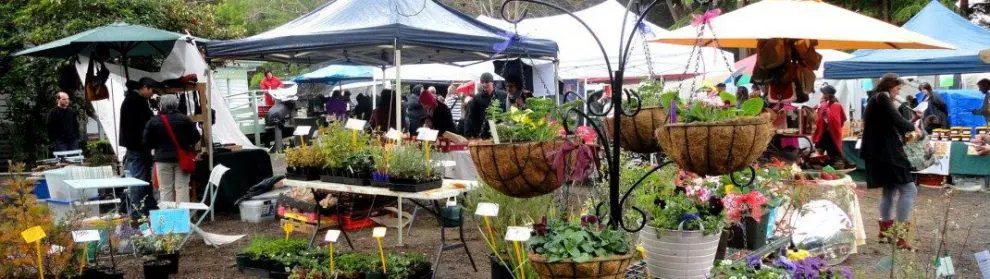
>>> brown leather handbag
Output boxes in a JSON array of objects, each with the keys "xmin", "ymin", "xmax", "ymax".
[{"xmin": 84, "ymin": 58, "xmax": 110, "ymax": 101}]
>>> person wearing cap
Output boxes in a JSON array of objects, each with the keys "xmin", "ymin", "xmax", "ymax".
[
  {"xmin": 419, "ymin": 91, "xmax": 467, "ymax": 144},
  {"xmin": 120, "ymin": 77, "xmax": 161, "ymax": 220},
  {"xmin": 464, "ymin": 73, "xmax": 499, "ymax": 139},
  {"xmin": 812, "ymin": 84, "xmax": 846, "ymax": 166}
]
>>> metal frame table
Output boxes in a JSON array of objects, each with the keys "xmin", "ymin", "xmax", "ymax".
[
  {"xmin": 64, "ymin": 177, "xmax": 149, "ymax": 206},
  {"xmin": 284, "ymin": 179, "xmax": 477, "ymax": 246}
]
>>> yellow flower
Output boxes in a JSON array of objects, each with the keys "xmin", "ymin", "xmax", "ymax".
[
  {"xmin": 635, "ymin": 245, "xmax": 647, "ymax": 259},
  {"xmin": 724, "ymin": 184, "xmax": 736, "ymax": 193},
  {"xmin": 786, "ymin": 249, "xmax": 811, "ymax": 261}
]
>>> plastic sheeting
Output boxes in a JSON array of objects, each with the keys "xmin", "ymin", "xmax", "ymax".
[
  {"xmin": 76, "ymin": 39, "xmax": 255, "ymax": 161},
  {"xmin": 939, "ymin": 90, "xmax": 988, "ymax": 127}
]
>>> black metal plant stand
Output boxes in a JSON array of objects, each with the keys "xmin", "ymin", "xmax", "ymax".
[{"xmin": 498, "ymin": 0, "xmax": 755, "ymax": 233}]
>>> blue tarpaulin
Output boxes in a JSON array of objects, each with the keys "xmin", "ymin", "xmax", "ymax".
[
  {"xmin": 294, "ymin": 65, "xmax": 375, "ymax": 85},
  {"xmin": 938, "ymin": 90, "xmax": 988, "ymax": 127},
  {"xmin": 824, "ymin": 1, "xmax": 990, "ymax": 79},
  {"xmin": 205, "ymin": 0, "xmax": 558, "ymax": 65}
]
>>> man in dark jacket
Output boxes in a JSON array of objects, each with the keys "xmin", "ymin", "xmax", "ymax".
[
  {"xmin": 464, "ymin": 73, "xmax": 500, "ymax": 139},
  {"xmin": 119, "ymin": 77, "xmax": 159, "ymax": 219},
  {"xmin": 47, "ymin": 92, "xmax": 80, "ymax": 151}
]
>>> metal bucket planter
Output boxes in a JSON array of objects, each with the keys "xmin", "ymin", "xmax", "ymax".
[
  {"xmin": 528, "ymin": 252, "xmax": 633, "ymax": 279},
  {"xmin": 468, "ymin": 140, "xmax": 571, "ymax": 198},
  {"xmin": 655, "ymin": 112, "xmax": 774, "ymax": 176},
  {"xmin": 604, "ymin": 106, "xmax": 667, "ymax": 154},
  {"xmin": 639, "ymin": 226, "xmax": 722, "ymax": 279}
]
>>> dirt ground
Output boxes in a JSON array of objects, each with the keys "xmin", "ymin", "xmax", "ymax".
[{"xmin": 103, "ymin": 184, "xmax": 989, "ymax": 278}]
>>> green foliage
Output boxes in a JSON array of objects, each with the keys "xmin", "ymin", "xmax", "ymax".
[
  {"xmin": 242, "ymin": 235, "xmax": 312, "ymax": 262},
  {"xmin": 131, "ymin": 233, "xmax": 182, "ymax": 256},
  {"xmin": 643, "ymin": 193, "xmax": 724, "ymax": 235},
  {"xmin": 375, "ymin": 145, "xmax": 439, "ymax": 180},
  {"xmin": 528, "ymin": 218, "xmax": 629, "ymax": 263},
  {"xmin": 335, "ymin": 252, "xmax": 431, "ymax": 279},
  {"xmin": 710, "ymin": 259, "xmax": 789, "ymax": 279},
  {"xmin": 316, "ymin": 122, "xmax": 371, "ymax": 170},
  {"xmin": 463, "ymin": 183, "xmax": 554, "ymax": 276},
  {"xmin": 680, "ymin": 98, "xmax": 764, "ymax": 123},
  {"xmin": 487, "ymin": 98, "xmax": 564, "ymax": 143}
]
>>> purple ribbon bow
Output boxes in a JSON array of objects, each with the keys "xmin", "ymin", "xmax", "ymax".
[{"xmin": 493, "ymin": 31, "xmax": 523, "ymax": 53}]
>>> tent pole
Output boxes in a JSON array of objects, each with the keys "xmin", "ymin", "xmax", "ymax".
[
  {"xmin": 206, "ymin": 71, "xmax": 214, "ymax": 171},
  {"xmin": 554, "ymin": 59, "xmax": 561, "ymax": 106},
  {"xmin": 394, "ymin": 42, "xmax": 403, "ymax": 136}
]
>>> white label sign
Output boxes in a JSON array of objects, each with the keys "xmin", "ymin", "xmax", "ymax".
[
  {"xmin": 293, "ymin": 126, "xmax": 312, "ymax": 136},
  {"xmin": 324, "ymin": 230, "xmax": 341, "ymax": 243},
  {"xmin": 505, "ymin": 226, "xmax": 532, "ymax": 242},
  {"xmin": 417, "ymin": 128, "xmax": 439, "ymax": 142},
  {"xmin": 71, "ymin": 230, "xmax": 100, "ymax": 243},
  {"xmin": 372, "ymin": 227, "xmax": 387, "ymax": 238},
  {"xmin": 936, "ymin": 256, "xmax": 955, "ymax": 277},
  {"xmin": 475, "ymin": 202, "xmax": 499, "ymax": 217},
  {"xmin": 975, "ymin": 250, "xmax": 990, "ymax": 278},
  {"xmin": 385, "ymin": 128, "xmax": 402, "ymax": 140},
  {"xmin": 489, "ymin": 120, "xmax": 500, "ymax": 144},
  {"xmin": 345, "ymin": 119, "xmax": 367, "ymax": 130},
  {"xmin": 446, "ymin": 198, "xmax": 457, "ymax": 207}
]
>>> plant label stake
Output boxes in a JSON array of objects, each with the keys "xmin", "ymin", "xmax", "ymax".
[
  {"xmin": 974, "ymin": 250, "xmax": 990, "ymax": 278},
  {"xmin": 488, "ymin": 120, "xmax": 500, "ymax": 144},
  {"xmin": 505, "ymin": 226, "xmax": 531, "ymax": 279},
  {"xmin": 325, "ymin": 230, "xmax": 341, "ymax": 274},
  {"xmin": 417, "ymin": 128, "xmax": 438, "ymax": 172},
  {"xmin": 21, "ymin": 226, "xmax": 46, "ymax": 279},
  {"xmin": 935, "ymin": 256, "xmax": 955, "ymax": 277},
  {"xmin": 475, "ymin": 203, "xmax": 500, "ymax": 249},
  {"xmin": 293, "ymin": 125, "xmax": 312, "ymax": 145},
  {"xmin": 71, "ymin": 230, "xmax": 100, "ymax": 269},
  {"xmin": 345, "ymin": 119, "xmax": 366, "ymax": 149},
  {"xmin": 282, "ymin": 222, "xmax": 294, "ymax": 240},
  {"xmin": 372, "ymin": 227, "xmax": 388, "ymax": 274}
]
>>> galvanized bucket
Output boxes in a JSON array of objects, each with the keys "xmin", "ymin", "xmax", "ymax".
[{"xmin": 639, "ymin": 226, "xmax": 722, "ymax": 279}]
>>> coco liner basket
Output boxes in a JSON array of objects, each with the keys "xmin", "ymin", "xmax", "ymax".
[
  {"xmin": 656, "ymin": 112, "xmax": 774, "ymax": 176},
  {"xmin": 528, "ymin": 252, "xmax": 634, "ymax": 279},
  {"xmin": 469, "ymin": 139, "xmax": 572, "ymax": 198},
  {"xmin": 604, "ymin": 106, "xmax": 667, "ymax": 154}
]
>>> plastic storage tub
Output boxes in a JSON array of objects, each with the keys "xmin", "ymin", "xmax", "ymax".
[
  {"xmin": 239, "ymin": 199, "xmax": 275, "ymax": 223},
  {"xmin": 46, "ymin": 199, "xmax": 99, "ymax": 223}
]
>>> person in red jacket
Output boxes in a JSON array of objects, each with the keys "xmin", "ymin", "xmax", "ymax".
[
  {"xmin": 813, "ymin": 84, "xmax": 846, "ymax": 166},
  {"xmin": 260, "ymin": 70, "xmax": 283, "ymax": 107}
]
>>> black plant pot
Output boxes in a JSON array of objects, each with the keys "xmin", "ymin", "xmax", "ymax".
[
  {"xmin": 143, "ymin": 259, "xmax": 172, "ymax": 279},
  {"xmin": 157, "ymin": 253, "xmax": 180, "ymax": 274},
  {"xmin": 364, "ymin": 272, "xmax": 386, "ymax": 279},
  {"xmin": 98, "ymin": 268, "xmax": 125, "ymax": 279},
  {"xmin": 79, "ymin": 267, "xmax": 104, "ymax": 279},
  {"xmin": 727, "ymin": 216, "xmax": 769, "ymax": 250},
  {"xmin": 288, "ymin": 167, "xmax": 321, "ymax": 181},
  {"xmin": 490, "ymin": 255, "xmax": 514, "ymax": 279},
  {"xmin": 387, "ymin": 177, "xmax": 442, "ymax": 192},
  {"xmin": 715, "ymin": 229, "xmax": 730, "ymax": 260}
]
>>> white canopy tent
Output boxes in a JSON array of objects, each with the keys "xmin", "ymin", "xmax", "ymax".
[{"xmin": 478, "ymin": 0, "xmax": 735, "ymax": 81}]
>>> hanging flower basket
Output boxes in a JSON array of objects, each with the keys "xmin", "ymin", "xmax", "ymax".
[
  {"xmin": 604, "ymin": 106, "xmax": 667, "ymax": 154},
  {"xmin": 469, "ymin": 139, "xmax": 577, "ymax": 198},
  {"xmin": 528, "ymin": 252, "xmax": 633, "ymax": 279},
  {"xmin": 656, "ymin": 112, "xmax": 775, "ymax": 176},
  {"xmin": 639, "ymin": 226, "xmax": 722, "ymax": 279}
]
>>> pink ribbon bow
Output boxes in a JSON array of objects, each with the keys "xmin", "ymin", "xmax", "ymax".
[
  {"xmin": 547, "ymin": 141, "xmax": 597, "ymax": 183},
  {"xmin": 691, "ymin": 9, "xmax": 722, "ymax": 26}
]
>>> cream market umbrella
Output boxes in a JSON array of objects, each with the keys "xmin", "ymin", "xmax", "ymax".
[{"xmin": 653, "ymin": 0, "xmax": 954, "ymax": 50}]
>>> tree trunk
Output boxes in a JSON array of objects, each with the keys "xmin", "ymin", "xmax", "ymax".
[
  {"xmin": 961, "ymin": 0, "xmax": 970, "ymax": 17},
  {"xmin": 882, "ymin": 0, "xmax": 891, "ymax": 22},
  {"xmin": 665, "ymin": 0, "xmax": 682, "ymax": 21}
]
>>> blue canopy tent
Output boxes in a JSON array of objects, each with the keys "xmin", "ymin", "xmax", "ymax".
[
  {"xmin": 294, "ymin": 65, "xmax": 375, "ymax": 85},
  {"xmin": 824, "ymin": 1, "xmax": 990, "ymax": 79},
  {"xmin": 205, "ymin": 0, "xmax": 558, "ymax": 133}
]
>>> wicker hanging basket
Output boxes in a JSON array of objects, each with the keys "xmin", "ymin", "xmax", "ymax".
[
  {"xmin": 528, "ymin": 252, "xmax": 634, "ymax": 279},
  {"xmin": 656, "ymin": 112, "xmax": 775, "ymax": 176},
  {"xmin": 603, "ymin": 106, "xmax": 667, "ymax": 154},
  {"xmin": 468, "ymin": 139, "xmax": 570, "ymax": 198}
]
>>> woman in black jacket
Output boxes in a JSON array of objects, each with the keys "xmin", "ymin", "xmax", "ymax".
[
  {"xmin": 143, "ymin": 94, "xmax": 201, "ymax": 204},
  {"xmin": 861, "ymin": 73, "xmax": 918, "ymax": 251},
  {"xmin": 918, "ymin": 83, "xmax": 949, "ymax": 133}
]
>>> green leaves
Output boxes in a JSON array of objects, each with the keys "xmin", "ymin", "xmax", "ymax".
[
  {"xmin": 527, "ymin": 218, "xmax": 629, "ymax": 263},
  {"xmin": 740, "ymin": 98, "xmax": 765, "ymax": 117},
  {"xmin": 488, "ymin": 98, "xmax": 563, "ymax": 143}
]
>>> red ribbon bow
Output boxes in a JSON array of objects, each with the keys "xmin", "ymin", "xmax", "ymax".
[{"xmin": 547, "ymin": 141, "xmax": 597, "ymax": 183}]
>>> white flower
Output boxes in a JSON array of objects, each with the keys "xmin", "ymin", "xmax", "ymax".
[{"xmin": 720, "ymin": 259, "xmax": 733, "ymax": 266}]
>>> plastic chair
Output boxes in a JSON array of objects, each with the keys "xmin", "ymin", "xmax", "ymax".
[{"xmin": 160, "ymin": 164, "xmax": 230, "ymax": 248}]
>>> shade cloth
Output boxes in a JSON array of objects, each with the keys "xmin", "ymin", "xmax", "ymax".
[
  {"xmin": 654, "ymin": 0, "xmax": 953, "ymax": 50},
  {"xmin": 15, "ymin": 22, "xmax": 205, "ymax": 58},
  {"xmin": 825, "ymin": 1, "xmax": 990, "ymax": 79}
]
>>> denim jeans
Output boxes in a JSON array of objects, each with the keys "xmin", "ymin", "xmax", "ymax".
[
  {"xmin": 879, "ymin": 182, "xmax": 917, "ymax": 221},
  {"xmin": 123, "ymin": 150, "xmax": 157, "ymax": 220}
]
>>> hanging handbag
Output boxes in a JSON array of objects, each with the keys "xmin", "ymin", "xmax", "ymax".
[
  {"xmin": 84, "ymin": 58, "xmax": 110, "ymax": 101},
  {"xmin": 160, "ymin": 115, "xmax": 197, "ymax": 173}
]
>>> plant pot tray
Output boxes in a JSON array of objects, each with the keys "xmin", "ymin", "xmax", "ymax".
[
  {"xmin": 320, "ymin": 175, "xmax": 371, "ymax": 186},
  {"xmin": 387, "ymin": 179, "xmax": 442, "ymax": 192}
]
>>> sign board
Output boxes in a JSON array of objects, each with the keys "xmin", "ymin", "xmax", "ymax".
[
  {"xmin": 385, "ymin": 129, "xmax": 402, "ymax": 140},
  {"xmin": 975, "ymin": 250, "xmax": 990, "ymax": 278},
  {"xmin": 21, "ymin": 226, "xmax": 46, "ymax": 243},
  {"xmin": 293, "ymin": 126, "xmax": 312, "ymax": 136},
  {"xmin": 325, "ymin": 230, "xmax": 341, "ymax": 243},
  {"xmin": 149, "ymin": 208, "xmax": 191, "ymax": 234},
  {"xmin": 345, "ymin": 119, "xmax": 367, "ymax": 130},
  {"xmin": 475, "ymin": 203, "xmax": 499, "ymax": 217},
  {"xmin": 372, "ymin": 227, "xmax": 387, "ymax": 238},
  {"xmin": 936, "ymin": 256, "xmax": 955, "ymax": 277},
  {"xmin": 505, "ymin": 226, "xmax": 532, "ymax": 242},
  {"xmin": 416, "ymin": 128, "xmax": 439, "ymax": 142},
  {"xmin": 915, "ymin": 141, "xmax": 951, "ymax": 175},
  {"xmin": 71, "ymin": 230, "xmax": 100, "ymax": 243}
]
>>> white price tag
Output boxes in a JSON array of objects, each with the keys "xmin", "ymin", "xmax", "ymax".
[
  {"xmin": 855, "ymin": 139, "xmax": 862, "ymax": 149},
  {"xmin": 446, "ymin": 197, "xmax": 457, "ymax": 207},
  {"xmin": 293, "ymin": 126, "xmax": 312, "ymax": 136},
  {"xmin": 416, "ymin": 128, "xmax": 439, "ymax": 142},
  {"xmin": 489, "ymin": 120, "xmax": 500, "ymax": 144},
  {"xmin": 372, "ymin": 227, "xmax": 387, "ymax": 238},
  {"xmin": 936, "ymin": 256, "xmax": 955, "ymax": 277},
  {"xmin": 345, "ymin": 119, "xmax": 367, "ymax": 130},
  {"xmin": 475, "ymin": 202, "xmax": 499, "ymax": 217},
  {"xmin": 975, "ymin": 250, "xmax": 990, "ymax": 278},
  {"xmin": 505, "ymin": 226, "xmax": 532, "ymax": 242},
  {"xmin": 71, "ymin": 230, "xmax": 100, "ymax": 243},
  {"xmin": 324, "ymin": 230, "xmax": 341, "ymax": 243},
  {"xmin": 385, "ymin": 128, "xmax": 402, "ymax": 140}
]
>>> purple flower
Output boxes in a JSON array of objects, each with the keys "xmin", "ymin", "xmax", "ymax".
[
  {"xmin": 772, "ymin": 256, "xmax": 796, "ymax": 272},
  {"xmin": 839, "ymin": 267, "xmax": 853, "ymax": 279},
  {"xmin": 746, "ymin": 255, "xmax": 762, "ymax": 269},
  {"xmin": 636, "ymin": 22, "xmax": 654, "ymax": 36},
  {"xmin": 793, "ymin": 256, "xmax": 828, "ymax": 278}
]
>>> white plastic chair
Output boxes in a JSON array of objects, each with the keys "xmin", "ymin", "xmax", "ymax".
[{"xmin": 160, "ymin": 164, "xmax": 230, "ymax": 248}]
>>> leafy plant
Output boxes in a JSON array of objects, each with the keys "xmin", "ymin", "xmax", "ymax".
[
  {"xmin": 639, "ymin": 172, "xmax": 726, "ymax": 235},
  {"xmin": 711, "ymin": 250, "xmax": 852, "ymax": 279},
  {"xmin": 285, "ymin": 143, "xmax": 324, "ymax": 168},
  {"xmin": 131, "ymin": 232, "xmax": 182, "ymax": 256},
  {"xmin": 528, "ymin": 216, "xmax": 630, "ymax": 263},
  {"xmin": 487, "ymin": 98, "xmax": 564, "ymax": 143},
  {"xmin": 668, "ymin": 93, "xmax": 765, "ymax": 123},
  {"xmin": 315, "ymin": 122, "xmax": 371, "ymax": 170},
  {"xmin": 241, "ymin": 235, "xmax": 312, "ymax": 263},
  {"xmin": 376, "ymin": 145, "xmax": 439, "ymax": 181},
  {"xmin": 84, "ymin": 140, "xmax": 117, "ymax": 167},
  {"xmin": 463, "ymin": 183, "xmax": 553, "ymax": 276}
]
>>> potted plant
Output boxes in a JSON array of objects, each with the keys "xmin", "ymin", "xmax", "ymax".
[
  {"xmin": 469, "ymin": 98, "xmax": 593, "ymax": 198},
  {"xmin": 132, "ymin": 232, "xmax": 183, "ymax": 276},
  {"xmin": 382, "ymin": 145, "xmax": 443, "ymax": 192},
  {"xmin": 655, "ymin": 91, "xmax": 774, "ymax": 176},
  {"xmin": 638, "ymin": 172, "xmax": 726, "ymax": 279},
  {"xmin": 720, "ymin": 160, "xmax": 789, "ymax": 250},
  {"xmin": 464, "ymin": 185, "xmax": 554, "ymax": 279},
  {"xmin": 527, "ymin": 216, "xmax": 633, "ymax": 279},
  {"xmin": 286, "ymin": 143, "xmax": 324, "ymax": 181},
  {"xmin": 603, "ymin": 79, "xmax": 671, "ymax": 154},
  {"xmin": 710, "ymin": 248, "xmax": 853, "ymax": 279},
  {"xmin": 317, "ymin": 123, "xmax": 374, "ymax": 185},
  {"xmin": 236, "ymin": 236, "xmax": 312, "ymax": 275}
]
